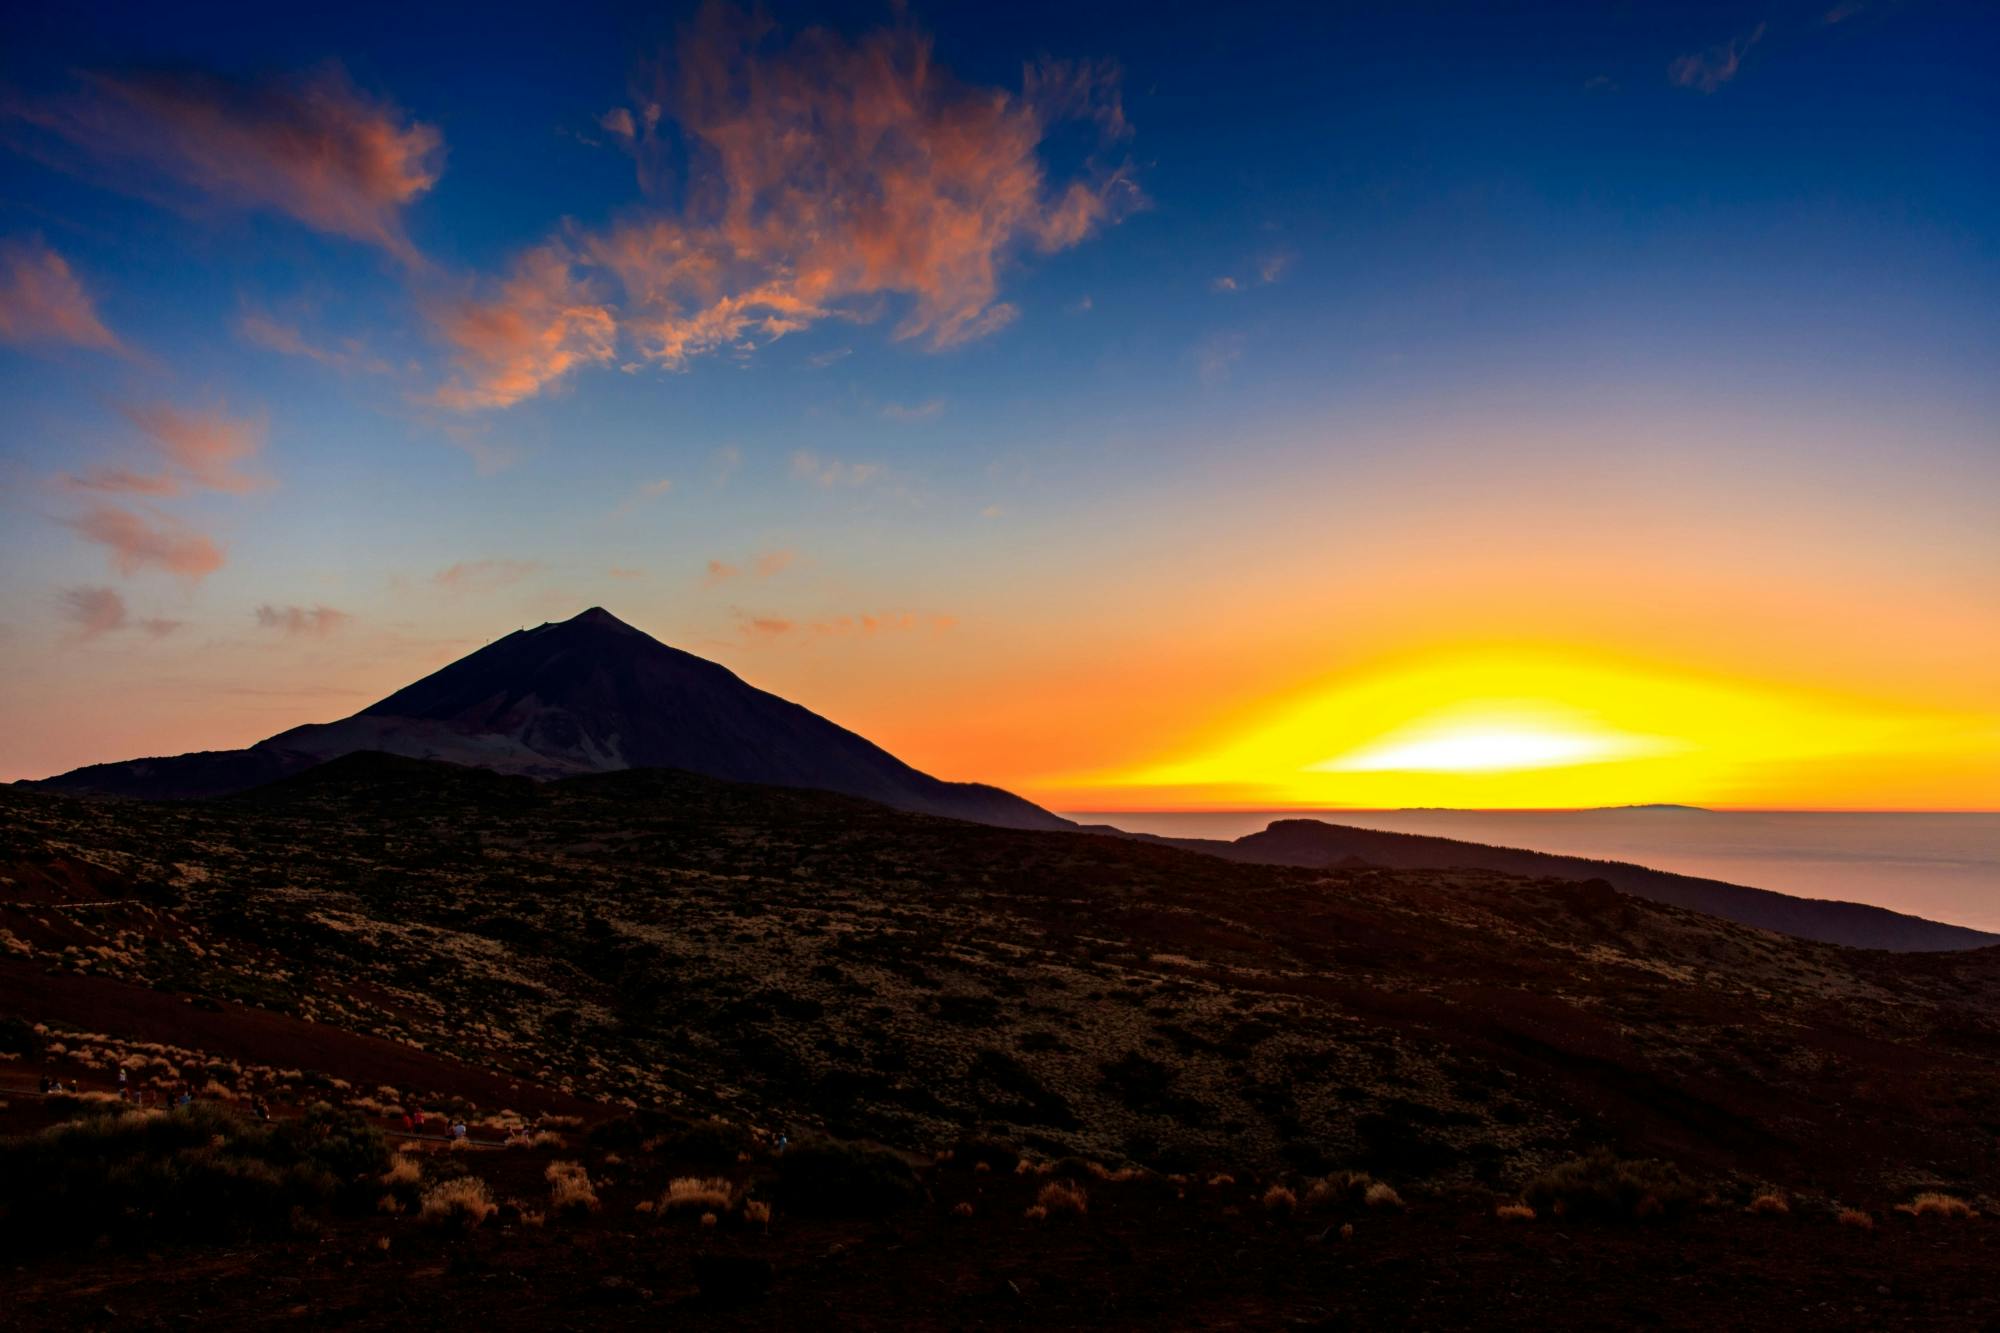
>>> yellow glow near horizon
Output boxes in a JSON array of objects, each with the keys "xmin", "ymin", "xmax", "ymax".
[{"xmin": 1047, "ymin": 646, "xmax": 1999, "ymax": 810}]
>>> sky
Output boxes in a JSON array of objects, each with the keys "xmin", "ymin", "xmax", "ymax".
[{"xmin": 1, "ymin": 0, "xmax": 1995, "ymax": 811}]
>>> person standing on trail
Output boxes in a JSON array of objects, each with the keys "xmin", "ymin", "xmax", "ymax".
[{"xmin": 117, "ymin": 1067, "xmax": 128, "ymax": 1098}]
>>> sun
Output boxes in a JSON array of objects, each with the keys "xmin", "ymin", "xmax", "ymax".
[{"xmin": 1310, "ymin": 710, "xmax": 1674, "ymax": 775}]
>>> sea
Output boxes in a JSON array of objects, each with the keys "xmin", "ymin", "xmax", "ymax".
[{"xmin": 1060, "ymin": 808, "xmax": 2000, "ymax": 933}]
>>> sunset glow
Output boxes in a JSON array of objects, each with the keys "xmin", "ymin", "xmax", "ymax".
[{"xmin": 0, "ymin": 4, "xmax": 1994, "ymax": 815}]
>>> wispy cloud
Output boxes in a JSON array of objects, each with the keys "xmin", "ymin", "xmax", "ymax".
[
  {"xmin": 790, "ymin": 449, "xmax": 880, "ymax": 489},
  {"xmin": 0, "ymin": 237, "xmax": 122, "ymax": 351},
  {"xmin": 737, "ymin": 608, "xmax": 956, "ymax": 640},
  {"xmin": 712, "ymin": 444, "xmax": 742, "ymax": 486},
  {"xmin": 882, "ymin": 398, "xmax": 945, "ymax": 423},
  {"xmin": 610, "ymin": 476, "xmax": 674, "ymax": 518},
  {"xmin": 705, "ymin": 548, "xmax": 796, "ymax": 585},
  {"xmin": 254, "ymin": 603, "xmax": 351, "ymax": 637},
  {"xmin": 65, "ymin": 502, "xmax": 224, "ymax": 581},
  {"xmin": 433, "ymin": 7, "xmax": 1140, "ymax": 408},
  {"xmin": 805, "ymin": 346, "xmax": 853, "ymax": 368},
  {"xmin": 66, "ymin": 403, "xmax": 269, "ymax": 497},
  {"xmin": 238, "ymin": 308, "xmax": 391, "ymax": 374},
  {"xmin": 1669, "ymin": 23, "xmax": 1767, "ymax": 93},
  {"xmin": 1194, "ymin": 331, "xmax": 1245, "ymax": 386},
  {"xmin": 433, "ymin": 559, "xmax": 542, "ymax": 593},
  {"xmin": 9, "ymin": 65, "xmax": 442, "ymax": 261}
]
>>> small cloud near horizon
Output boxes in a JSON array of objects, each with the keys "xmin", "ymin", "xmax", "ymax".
[
  {"xmin": 65, "ymin": 502, "xmax": 224, "ymax": 581},
  {"xmin": 59, "ymin": 584, "xmax": 186, "ymax": 640},
  {"xmin": 254, "ymin": 603, "xmax": 351, "ymax": 637},
  {"xmin": 433, "ymin": 559, "xmax": 542, "ymax": 594}
]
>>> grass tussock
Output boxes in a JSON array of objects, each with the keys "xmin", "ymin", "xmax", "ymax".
[
  {"xmin": 545, "ymin": 1160, "xmax": 600, "ymax": 1214},
  {"xmin": 1746, "ymin": 1193, "xmax": 1789, "ymax": 1216},
  {"xmin": 661, "ymin": 1176, "xmax": 734, "ymax": 1214},
  {"xmin": 1495, "ymin": 1202, "xmax": 1536, "ymax": 1222},
  {"xmin": 742, "ymin": 1198, "xmax": 771, "ymax": 1229},
  {"xmin": 1524, "ymin": 1148, "xmax": 1699, "ymax": 1223},
  {"xmin": 1036, "ymin": 1179, "xmax": 1089, "ymax": 1218},
  {"xmin": 1837, "ymin": 1208, "xmax": 1874, "ymax": 1229},
  {"xmin": 1262, "ymin": 1184, "xmax": 1298, "ymax": 1214},
  {"xmin": 418, "ymin": 1176, "xmax": 497, "ymax": 1228},
  {"xmin": 1895, "ymin": 1192, "xmax": 1977, "ymax": 1220}
]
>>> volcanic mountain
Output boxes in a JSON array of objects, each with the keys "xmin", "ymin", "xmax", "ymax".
[{"xmin": 26, "ymin": 606, "xmax": 1069, "ymax": 830}]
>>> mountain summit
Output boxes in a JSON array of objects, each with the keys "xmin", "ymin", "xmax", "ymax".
[{"xmin": 28, "ymin": 608, "xmax": 1070, "ymax": 830}]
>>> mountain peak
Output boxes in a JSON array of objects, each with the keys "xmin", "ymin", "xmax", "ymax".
[{"xmin": 560, "ymin": 606, "xmax": 640, "ymax": 633}]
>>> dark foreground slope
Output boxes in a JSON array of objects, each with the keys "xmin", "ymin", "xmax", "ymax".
[
  {"xmin": 6, "ymin": 758, "xmax": 2000, "ymax": 1329},
  {"xmin": 1171, "ymin": 818, "xmax": 1998, "ymax": 953},
  {"xmin": 25, "ymin": 607, "xmax": 1066, "ymax": 831}
]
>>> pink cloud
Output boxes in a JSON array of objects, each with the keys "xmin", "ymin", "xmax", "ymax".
[
  {"xmin": 705, "ymin": 548, "xmax": 794, "ymax": 585},
  {"xmin": 434, "ymin": 9, "xmax": 1139, "ymax": 407},
  {"xmin": 430, "ymin": 244, "xmax": 617, "ymax": 409},
  {"xmin": 0, "ymin": 237, "xmax": 121, "ymax": 350},
  {"xmin": 65, "ymin": 502, "xmax": 224, "ymax": 580},
  {"xmin": 255, "ymin": 603, "xmax": 351, "ymax": 637},
  {"xmin": 13, "ymin": 67, "xmax": 442, "ymax": 261},
  {"xmin": 64, "ymin": 402, "xmax": 268, "ymax": 496},
  {"xmin": 433, "ymin": 559, "xmax": 542, "ymax": 593}
]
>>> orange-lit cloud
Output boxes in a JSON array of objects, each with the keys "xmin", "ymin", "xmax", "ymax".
[
  {"xmin": 431, "ymin": 245, "xmax": 617, "ymax": 409},
  {"xmin": 254, "ymin": 603, "xmax": 351, "ymax": 637},
  {"xmin": 706, "ymin": 548, "xmax": 795, "ymax": 584},
  {"xmin": 0, "ymin": 237, "xmax": 121, "ymax": 350},
  {"xmin": 437, "ymin": 8, "xmax": 1138, "ymax": 408},
  {"xmin": 433, "ymin": 559, "xmax": 542, "ymax": 594},
  {"xmin": 65, "ymin": 502, "xmax": 224, "ymax": 580},
  {"xmin": 13, "ymin": 67, "xmax": 441, "ymax": 260},
  {"xmin": 1670, "ymin": 24, "xmax": 1766, "ymax": 93},
  {"xmin": 65, "ymin": 402, "xmax": 267, "ymax": 496},
  {"xmin": 738, "ymin": 608, "xmax": 954, "ymax": 639}
]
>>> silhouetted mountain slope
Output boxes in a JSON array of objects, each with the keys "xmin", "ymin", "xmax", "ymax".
[
  {"xmin": 25, "ymin": 608, "xmax": 1068, "ymax": 831},
  {"xmin": 1180, "ymin": 818, "xmax": 1995, "ymax": 952}
]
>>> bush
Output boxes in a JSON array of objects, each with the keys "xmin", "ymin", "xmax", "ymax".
[
  {"xmin": 661, "ymin": 1176, "xmax": 734, "ymax": 1214},
  {"xmin": 1523, "ymin": 1149, "xmax": 1699, "ymax": 1223},
  {"xmin": 546, "ymin": 1160, "xmax": 600, "ymax": 1214},
  {"xmin": 1837, "ymin": 1208, "xmax": 1873, "ymax": 1229},
  {"xmin": 1036, "ymin": 1179, "xmax": 1088, "ymax": 1218},
  {"xmin": 1747, "ymin": 1193, "xmax": 1789, "ymax": 1216},
  {"xmin": 418, "ymin": 1176, "xmax": 496, "ymax": 1228},
  {"xmin": 1495, "ymin": 1202, "xmax": 1536, "ymax": 1222},
  {"xmin": 0, "ymin": 1101, "xmax": 389, "ymax": 1249},
  {"xmin": 1261, "ymin": 1184, "xmax": 1297, "ymax": 1214},
  {"xmin": 1896, "ymin": 1192, "xmax": 1977, "ymax": 1220},
  {"xmin": 776, "ymin": 1138, "xmax": 920, "ymax": 1217}
]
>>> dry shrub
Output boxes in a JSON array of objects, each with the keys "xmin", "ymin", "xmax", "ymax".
[
  {"xmin": 1262, "ymin": 1184, "xmax": 1298, "ymax": 1214},
  {"xmin": 1837, "ymin": 1208, "xmax": 1874, "ymax": 1230},
  {"xmin": 419, "ymin": 1176, "xmax": 496, "ymax": 1228},
  {"xmin": 376, "ymin": 1193, "xmax": 402, "ymax": 1215},
  {"xmin": 545, "ymin": 1160, "xmax": 600, "ymax": 1214},
  {"xmin": 1524, "ymin": 1149, "xmax": 1699, "ymax": 1223},
  {"xmin": 1304, "ymin": 1171, "xmax": 1376, "ymax": 1212},
  {"xmin": 1338, "ymin": 1222, "xmax": 1354, "ymax": 1240},
  {"xmin": 952, "ymin": 1201, "xmax": 974, "ymax": 1218},
  {"xmin": 518, "ymin": 1208, "xmax": 546, "ymax": 1228},
  {"xmin": 700, "ymin": 1212, "xmax": 718, "ymax": 1229},
  {"xmin": 1207, "ymin": 1173, "xmax": 1235, "ymax": 1188},
  {"xmin": 1037, "ymin": 1179, "xmax": 1089, "ymax": 1218},
  {"xmin": 974, "ymin": 1161, "xmax": 991, "ymax": 1175},
  {"xmin": 382, "ymin": 1156, "xmax": 423, "ymax": 1189},
  {"xmin": 634, "ymin": 1199, "xmax": 655, "ymax": 1214},
  {"xmin": 1023, "ymin": 1205, "xmax": 1048, "ymax": 1221},
  {"xmin": 743, "ymin": 1198, "xmax": 771, "ymax": 1229},
  {"xmin": 1747, "ymin": 1193, "xmax": 1789, "ymax": 1216},
  {"xmin": 662, "ymin": 1176, "xmax": 734, "ymax": 1214},
  {"xmin": 1896, "ymin": 1192, "xmax": 1977, "ymax": 1220},
  {"xmin": 1495, "ymin": 1202, "xmax": 1536, "ymax": 1222},
  {"xmin": 1364, "ymin": 1182, "xmax": 1404, "ymax": 1210}
]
